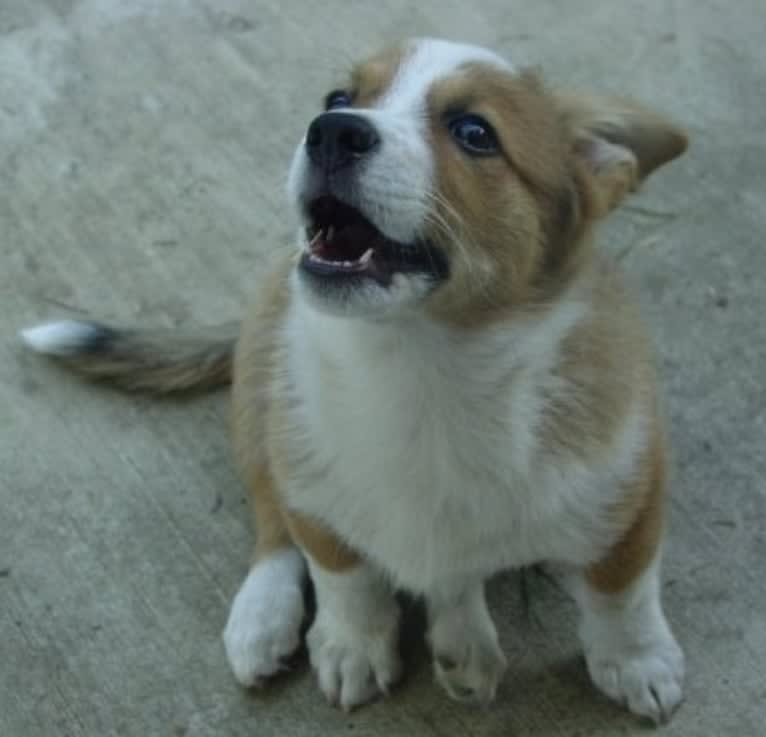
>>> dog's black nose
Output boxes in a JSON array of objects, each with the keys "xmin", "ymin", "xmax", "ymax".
[{"xmin": 305, "ymin": 112, "xmax": 380, "ymax": 171}]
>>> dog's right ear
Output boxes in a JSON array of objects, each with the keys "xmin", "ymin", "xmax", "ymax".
[{"xmin": 558, "ymin": 92, "xmax": 688, "ymax": 217}]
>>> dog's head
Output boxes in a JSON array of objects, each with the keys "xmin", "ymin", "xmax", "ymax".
[{"xmin": 287, "ymin": 38, "xmax": 687, "ymax": 323}]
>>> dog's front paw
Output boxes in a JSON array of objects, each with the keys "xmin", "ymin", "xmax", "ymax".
[
  {"xmin": 223, "ymin": 551, "xmax": 306, "ymax": 687},
  {"xmin": 427, "ymin": 583, "xmax": 507, "ymax": 705},
  {"xmin": 428, "ymin": 617, "xmax": 507, "ymax": 704},
  {"xmin": 307, "ymin": 607, "xmax": 402, "ymax": 711},
  {"xmin": 585, "ymin": 634, "xmax": 684, "ymax": 724}
]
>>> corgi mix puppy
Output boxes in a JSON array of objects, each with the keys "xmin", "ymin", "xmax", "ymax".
[{"xmin": 22, "ymin": 38, "xmax": 688, "ymax": 723}]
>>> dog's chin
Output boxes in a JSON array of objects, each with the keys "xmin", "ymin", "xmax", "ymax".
[
  {"xmin": 293, "ymin": 195, "xmax": 449, "ymax": 319},
  {"xmin": 296, "ymin": 268, "xmax": 437, "ymax": 318}
]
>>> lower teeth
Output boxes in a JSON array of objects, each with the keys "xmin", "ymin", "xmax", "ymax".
[
  {"xmin": 307, "ymin": 247, "xmax": 374, "ymax": 269},
  {"xmin": 305, "ymin": 228, "xmax": 375, "ymax": 269}
]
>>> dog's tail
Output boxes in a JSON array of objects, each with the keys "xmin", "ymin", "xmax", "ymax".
[{"xmin": 19, "ymin": 319, "xmax": 237, "ymax": 394}]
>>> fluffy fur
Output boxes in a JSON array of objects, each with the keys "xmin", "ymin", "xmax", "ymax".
[{"xmin": 22, "ymin": 38, "xmax": 688, "ymax": 724}]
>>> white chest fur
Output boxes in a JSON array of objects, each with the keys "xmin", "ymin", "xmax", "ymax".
[{"xmin": 277, "ymin": 288, "xmax": 644, "ymax": 593}]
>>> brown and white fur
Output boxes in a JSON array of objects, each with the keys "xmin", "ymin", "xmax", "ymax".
[{"xmin": 21, "ymin": 38, "xmax": 688, "ymax": 723}]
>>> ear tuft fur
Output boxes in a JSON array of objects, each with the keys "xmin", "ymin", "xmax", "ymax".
[{"xmin": 559, "ymin": 93, "xmax": 688, "ymax": 215}]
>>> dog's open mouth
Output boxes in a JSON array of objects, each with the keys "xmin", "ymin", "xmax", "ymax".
[{"xmin": 300, "ymin": 196, "xmax": 447, "ymax": 287}]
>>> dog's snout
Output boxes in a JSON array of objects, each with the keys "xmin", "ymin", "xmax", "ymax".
[{"xmin": 306, "ymin": 112, "xmax": 380, "ymax": 171}]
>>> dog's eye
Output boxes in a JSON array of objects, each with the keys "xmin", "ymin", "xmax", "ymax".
[
  {"xmin": 448, "ymin": 114, "xmax": 499, "ymax": 155},
  {"xmin": 324, "ymin": 90, "xmax": 353, "ymax": 111}
]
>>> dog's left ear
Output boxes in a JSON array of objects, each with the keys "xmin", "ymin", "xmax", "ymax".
[{"xmin": 558, "ymin": 92, "xmax": 688, "ymax": 217}]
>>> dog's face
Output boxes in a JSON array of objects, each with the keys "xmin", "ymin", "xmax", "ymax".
[{"xmin": 287, "ymin": 38, "xmax": 687, "ymax": 322}]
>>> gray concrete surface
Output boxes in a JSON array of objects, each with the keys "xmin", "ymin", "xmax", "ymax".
[{"xmin": 2, "ymin": 1, "xmax": 765, "ymax": 735}]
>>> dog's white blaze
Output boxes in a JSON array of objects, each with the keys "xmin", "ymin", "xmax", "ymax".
[{"xmin": 379, "ymin": 38, "xmax": 513, "ymax": 113}]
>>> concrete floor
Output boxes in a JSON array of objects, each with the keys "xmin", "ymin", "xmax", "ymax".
[{"xmin": 3, "ymin": 1, "xmax": 765, "ymax": 735}]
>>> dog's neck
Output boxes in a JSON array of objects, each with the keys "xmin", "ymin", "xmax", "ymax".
[{"xmin": 290, "ymin": 275, "xmax": 588, "ymax": 387}]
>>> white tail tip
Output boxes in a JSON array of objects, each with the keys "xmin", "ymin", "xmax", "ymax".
[{"xmin": 19, "ymin": 320, "xmax": 104, "ymax": 356}]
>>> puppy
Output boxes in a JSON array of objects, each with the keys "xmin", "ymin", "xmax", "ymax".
[{"xmin": 22, "ymin": 38, "xmax": 688, "ymax": 723}]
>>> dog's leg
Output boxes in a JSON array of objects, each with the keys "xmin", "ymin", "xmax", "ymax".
[
  {"xmin": 573, "ymin": 552, "xmax": 684, "ymax": 723},
  {"xmin": 570, "ymin": 447, "xmax": 684, "ymax": 725},
  {"xmin": 426, "ymin": 580, "xmax": 508, "ymax": 704},
  {"xmin": 223, "ymin": 467, "xmax": 307, "ymax": 686},
  {"xmin": 287, "ymin": 511, "xmax": 402, "ymax": 711}
]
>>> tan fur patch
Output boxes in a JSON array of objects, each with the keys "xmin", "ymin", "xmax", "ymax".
[
  {"xmin": 411, "ymin": 64, "xmax": 686, "ymax": 330},
  {"xmin": 587, "ymin": 420, "xmax": 667, "ymax": 594},
  {"xmin": 285, "ymin": 510, "xmax": 360, "ymax": 572},
  {"xmin": 558, "ymin": 92, "xmax": 689, "ymax": 179},
  {"xmin": 247, "ymin": 464, "xmax": 294, "ymax": 562},
  {"xmin": 231, "ymin": 256, "xmax": 294, "ymax": 476},
  {"xmin": 540, "ymin": 258, "xmax": 654, "ymax": 461},
  {"xmin": 231, "ymin": 256, "xmax": 297, "ymax": 561},
  {"xmin": 558, "ymin": 91, "xmax": 688, "ymax": 218},
  {"xmin": 421, "ymin": 67, "xmax": 586, "ymax": 328}
]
